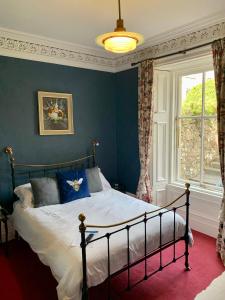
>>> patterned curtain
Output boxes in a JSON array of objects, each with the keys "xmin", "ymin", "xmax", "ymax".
[
  {"xmin": 212, "ymin": 38, "xmax": 225, "ymax": 265},
  {"xmin": 136, "ymin": 60, "xmax": 154, "ymax": 202}
]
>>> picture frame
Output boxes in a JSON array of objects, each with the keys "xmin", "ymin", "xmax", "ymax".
[{"xmin": 38, "ymin": 91, "xmax": 74, "ymax": 135}]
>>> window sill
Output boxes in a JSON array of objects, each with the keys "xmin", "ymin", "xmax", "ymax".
[{"xmin": 168, "ymin": 181, "xmax": 223, "ymax": 200}]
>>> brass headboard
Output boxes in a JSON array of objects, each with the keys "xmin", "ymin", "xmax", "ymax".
[{"xmin": 5, "ymin": 140, "xmax": 99, "ymax": 192}]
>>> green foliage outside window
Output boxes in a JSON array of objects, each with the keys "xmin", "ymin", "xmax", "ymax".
[
  {"xmin": 179, "ymin": 78, "xmax": 220, "ymax": 186},
  {"xmin": 181, "ymin": 79, "xmax": 217, "ymax": 116}
]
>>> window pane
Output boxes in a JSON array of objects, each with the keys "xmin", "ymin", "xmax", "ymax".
[
  {"xmin": 203, "ymin": 118, "xmax": 221, "ymax": 186},
  {"xmin": 181, "ymin": 73, "xmax": 203, "ymax": 116},
  {"xmin": 178, "ymin": 119, "xmax": 201, "ymax": 182},
  {"xmin": 204, "ymin": 71, "xmax": 216, "ymax": 116}
]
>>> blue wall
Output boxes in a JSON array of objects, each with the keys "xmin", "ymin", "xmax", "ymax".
[
  {"xmin": 115, "ymin": 68, "xmax": 139, "ymax": 194},
  {"xmin": 0, "ymin": 56, "xmax": 118, "ymax": 209}
]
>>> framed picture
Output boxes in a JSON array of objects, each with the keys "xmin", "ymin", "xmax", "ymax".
[{"xmin": 38, "ymin": 91, "xmax": 74, "ymax": 135}]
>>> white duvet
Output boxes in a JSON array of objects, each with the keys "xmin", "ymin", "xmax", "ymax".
[{"xmin": 12, "ymin": 188, "xmax": 192, "ymax": 300}]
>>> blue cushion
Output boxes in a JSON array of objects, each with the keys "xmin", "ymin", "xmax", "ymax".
[{"xmin": 56, "ymin": 169, "xmax": 90, "ymax": 203}]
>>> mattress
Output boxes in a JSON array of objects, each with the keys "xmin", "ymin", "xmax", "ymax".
[{"xmin": 12, "ymin": 188, "xmax": 192, "ymax": 300}]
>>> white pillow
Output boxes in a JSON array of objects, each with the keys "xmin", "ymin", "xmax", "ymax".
[
  {"xmin": 14, "ymin": 183, "xmax": 34, "ymax": 208},
  {"xmin": 98, "ymin": 169, "xmax": 111, "ymax": 190}
]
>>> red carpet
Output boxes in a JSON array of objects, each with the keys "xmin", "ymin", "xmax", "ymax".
[{"xmin": 0, "ymin": 231, "xmax": 224, "ymax": 300}]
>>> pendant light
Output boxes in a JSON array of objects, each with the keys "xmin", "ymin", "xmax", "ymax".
[{"xmin": 96, "ymin": 0, "xmax": 144, "ymax": 54}]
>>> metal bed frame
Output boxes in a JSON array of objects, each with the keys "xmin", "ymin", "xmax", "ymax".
[
  {"xmin": 5, "ymin": 141, "xmax": 98, "ymax": 192},
  {"xmin": 5, "ymin": 142, "xmax": 191, "ymax": 300}
]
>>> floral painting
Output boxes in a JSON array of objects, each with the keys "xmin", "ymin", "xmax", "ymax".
[{"xmin": 38, "ymin": 91, "xmax": 74, "ymax": 135}]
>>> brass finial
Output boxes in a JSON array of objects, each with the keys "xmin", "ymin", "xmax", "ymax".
[
  {"xmin": 185, "ymin": 183, "xmax": 190, "ymax": 190},
  {"xmin": 5, "ymin": 146, "xmax": 13, "ymax": 155},
  {"xmin": 79, "ymin": 213, "xmax": 86, "ymax": 222},
  {"xmin": 79, "ymin": 213, "xmax": 86, "ymax": 233},
  {"xmin": 5, "ymin": 146, "xmax": 15, "ymax": 161},
  {"xmin": 92, "ymin": 140, "xmax": 99, "ymax": 147}
]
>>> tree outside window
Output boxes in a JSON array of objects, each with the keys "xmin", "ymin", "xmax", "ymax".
[{"xmin": 177, "ymin": 71, "xmax": 221, "ymax": 189}]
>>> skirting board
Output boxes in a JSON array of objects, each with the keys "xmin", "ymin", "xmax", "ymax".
[
  {"xmin": 178, "ymin": 208, "xmax": 218, "ymax": 238},
  {"xmin": 167, "ymin": 184, "xmax": 221, "ymax": 238}
]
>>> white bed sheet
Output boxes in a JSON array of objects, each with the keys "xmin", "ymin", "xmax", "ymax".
[{"xmin": 12, "ymin": 188, "xmax": 192, "ymax": 300}]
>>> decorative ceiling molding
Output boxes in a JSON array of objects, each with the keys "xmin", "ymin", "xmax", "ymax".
[
  {"xmin": 0, "ymin": 17, "xmax": 225, "ymax": 73},
  {"xmin": 115, "ymin": 21, "xmax": 225, "ymax": 72},
  {"xmin": 0, "ymin": 27, "xmax": 116, "ymax": 72}
]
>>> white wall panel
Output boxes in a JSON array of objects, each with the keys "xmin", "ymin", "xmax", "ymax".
[
  {"xmin": 156, "ymin": 189, "xmax": 167, "ymax": 207},
  {"xmin": 156, "ymin": 122, "xmax": 167, "ymax": 182},
  {"xmin": 167, "ymin": 184, "xmax": 221, "ymax": 237},
  {"xmin": 152, "ymin": 70, "xmax": 171, "ymax": 206},
  {"xmin": 156, "ymin": 74, "xmax": 168, "ymax": 113}
]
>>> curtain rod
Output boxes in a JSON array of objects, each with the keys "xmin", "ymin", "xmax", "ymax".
[{"xmin": 131, "ymin": 38, "xmax": 222, "ymax": 67}]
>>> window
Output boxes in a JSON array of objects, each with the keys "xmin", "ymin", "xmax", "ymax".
[{"xmin": 176, "ymin": 70, "xmax": 221, "ymax": 190}]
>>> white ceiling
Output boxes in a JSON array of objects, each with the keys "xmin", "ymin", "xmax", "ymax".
[{"xmin": 0, "ymin": 0, "xmax": 225, "ymax": 51}]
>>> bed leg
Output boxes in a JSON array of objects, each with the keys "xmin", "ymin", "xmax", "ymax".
[
  {"xmin": 184, "ymin": 235, "xmax": 191, "ymax": 271},
  {"xmin": 15, "ymin": 230, "xmax": 20, "ymax": 240},
  {"xmin": 184, "ymin": 183, "xmax": 191, "ymax": 271},
  {"xmin": 79, "ymin": 214, "xmax": 89, "ymax": 300}
]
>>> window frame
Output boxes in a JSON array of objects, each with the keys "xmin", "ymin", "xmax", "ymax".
[{"xmin": 171, "ymin": 59, "xmax": 222, "ymax": 193}]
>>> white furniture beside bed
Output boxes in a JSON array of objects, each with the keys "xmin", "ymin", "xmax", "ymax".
[
  {"xmin": 5, "ymin": 144, "xmax": 193, "ymax": 300},
  {"xmin": 195, "ymin": 271, "xmax": 225, "ymax": 300}
]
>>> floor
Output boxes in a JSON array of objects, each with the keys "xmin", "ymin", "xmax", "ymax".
[{"xmin": 0, "ymin": 231, "xmax": 224, "ymax": 300}]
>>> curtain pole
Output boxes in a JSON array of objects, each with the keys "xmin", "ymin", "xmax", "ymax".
[{"xmin": 131, "ymin": 38, "xmax": 223, "ymax": 67}]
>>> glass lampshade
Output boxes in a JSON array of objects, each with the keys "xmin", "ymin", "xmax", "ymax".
[
  {"xmin": 104, "ymin": 36, "xmax": 137, "ymax": 53},
  {"xmin": 96, "ymin": 31, "xmax": 144, "ymax": 54}
]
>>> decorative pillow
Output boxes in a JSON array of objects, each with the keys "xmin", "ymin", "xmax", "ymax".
[
  {"xmin": 14, "ymin": 183, "xmax": 34, "ymax": 208},
  {"xmin": 98, "ymin": 168, "xmax": 112, "ymax": 190},
  {"xmin": 56, "ymin": 169, "xmax": 90, "ymax": 203},
  {"xmin": 30, "ymin": 177, "xmax": 60, "ymax": 208},
  {"xmin": 86, "ymin": 167, "xmax": 103, "ymax": 193}
]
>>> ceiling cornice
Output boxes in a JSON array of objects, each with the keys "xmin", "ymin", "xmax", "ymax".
[
  {"xmin": 115, "ymin": 20, "xmax": 225, "ymax": 72},
  {"xmin": 0, "ymin": 11, "xmax": 225, "ymax": 73},
  {"xmin": 0, "ymin": 27, "xmax": 116, "ymax": 72}
]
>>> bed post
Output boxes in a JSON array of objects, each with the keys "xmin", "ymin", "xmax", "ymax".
[
  {"xmin": 92, "ymin": 140, "xmax": 99, "ymax": 167},
  {"xmin": 184, "ymin": 183, "xmax": 191, "ymax": 271},
  {"xmin": 79, "ymin": 213, "xmax": 89, "ymax": 300},
  {"xmin": 5, "ymin": 146, "xmax": 16, "ymax": 191}
]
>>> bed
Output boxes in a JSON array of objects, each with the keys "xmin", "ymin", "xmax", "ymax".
[{"xmin": 5, "ymin": 143, "xmax": 193, "ymax": 300}]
